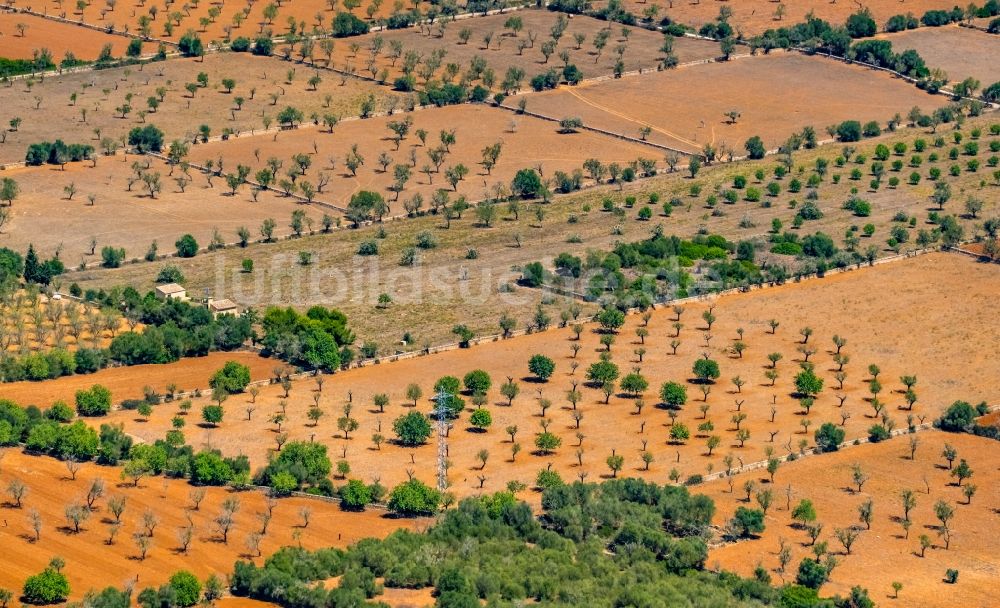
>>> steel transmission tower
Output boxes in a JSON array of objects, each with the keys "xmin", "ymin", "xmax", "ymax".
[{"xmin": 432, "ymin": 390, "xmax": 451, "ymax": 491}]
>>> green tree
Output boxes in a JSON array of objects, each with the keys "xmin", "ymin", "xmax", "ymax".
[
  {"xmin": 534, "ymin": 432, "xmax": 562, "ymax": 454},
  {"xmin": 22, "ymin": 568, "xmax": 70, "ymax": 604},
  {"xmin": 463, "ymin": 370, "xmax": 491, "ymax": 394},
  {"xmin": 728, "ymin": 507, "xmax": 765, "ymax": 538},
  {"xmin": 794, "ymin": 366, "xmax": 824, "ymax": 397},
  {"xmin": 744, "ymin": 136, "xmax": 766, "ymax": 159},
  {"xmin": 792, "ymin": 499, "xmax": 817, "ymax": 525},
  {"xmin": 619, "ymin": 373, "xmax": 648, "ymax": 397},
  {"xmin": 528, "ymin": 354, "xmax": 555, "ymax": 381},
  {"xmin": 795, "ymin": 558, "xmax": 828, "ymax": 589},
  {"xmin": 660, "ymin": 381, "xmax": 687, "ymax": 408},
  {"xmin": 388, "ymin": 479, "xmax": 440, "ymax": 516},
  {"xmin": 692, "ymin": 359, "xmax": 720, "ymax": 383},
  {"xmin": 75, "ymin": 384, "xmax": 112, "ymax": 416},
  {"xmin": 814, "ymin": 423, "xmax": 845, "ymax": 452},
  {"xmin": 339, "ymin": 479, "xmax": 373, "ymax": 510},
  {"xmin": 168, "ymin": 571, "xmax": 202, "ymax": 607},
  {"xmin": 606, "ymin": 454, "xmax": 624, "ymax": 477},
  {"xmin": 393, "ymin": 411, "xmax": 432, "ymax": 446},
  {"xmin": 209, "ymin": 361, "xmax": 251, "ymax": 394},
  {"xmin": 587, "ymin": 360, "xmax": 619, "ymax": 386},
  {"xmin": 175, "ymin": 234, "xmax": 199, "ymax": 257},
  {"xmin": 469, "ymin": 408, "xmax": 492, "ymax": 431},
  {"xmin": 178, "ymin": 30, "xmax": 204, "ymax": 56},
  {"xmin": 202, "ymin": 405, "xmax": 224, "ymax": 427},
  {"xmin": 0, "ymin": 178, "xmax": 19, "ymax": 206}
]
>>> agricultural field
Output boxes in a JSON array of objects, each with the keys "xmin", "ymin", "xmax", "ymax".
[
  {"xmin": 514, "ymin": 52, "xmax": 950, "ymax": 152},
  {"xmin": 0, "ymin": 0, "xmax": 998, "ymax": 605},
  {"xmin": 876, "ymin": 25, "xmax": 1000, "ymax": 85},
  {"xmin": 0, "ymin": 12, "xmax": 131, "ymax": 60},
  {"xmin": 1, "ymin": 154, "xmax": 318, "ymax": 262},
  {"xmin": 589, "ymin": 0, "xmax": 973, "ymax": 37},
  {"xmin": 1, "ymin": 101, "xmax": 658, "ymax": 258},
  {"xmin": 0, "ymin": 449, "xmax": 425, "ymax": 602},
  {"xmin": 0, "ymin": 288, "xmax": 128, "ymax": 354},
  {"xmin": 0, "ymin": 52, "xmax": 403, "ymax": 165},
  {"xmin": 76, "ymin": 252, "xmax": 1000, "ymax": 501},
  {"xmin": 0, "ymin": 349, "xmax": 272, "ymax": 404},
  {"xmin": 181, "ymin": 101, "xmax": 658, "ymax": 205},
  {"xmin": 2, "ymin": 0, "xmax": 454, "ymax": 43},
  {"xmin": 703, "ymin": 429, "xmax": 1000, "ymax": 607},
  {"xmin": 288, "ymin": 11, "xmax": 722, "ymax": 85},
  {"xmin": 60, "ymin": 115, "xmax": 999, "ymax": 346}
]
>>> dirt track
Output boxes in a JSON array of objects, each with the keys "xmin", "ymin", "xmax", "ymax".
[{"xmin": 517, "ymin": 52, "xmax": 949, "ymax": 151}]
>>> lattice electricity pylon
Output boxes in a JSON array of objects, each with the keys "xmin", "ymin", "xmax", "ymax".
[{"xmin": 431, "ymin": 390, "xmax": 452, "ymax": 492}]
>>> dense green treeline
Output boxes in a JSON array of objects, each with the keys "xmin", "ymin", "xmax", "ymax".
[{"xmin": 230, "ymin": 479, "xmax": 873, "ymax": 608}]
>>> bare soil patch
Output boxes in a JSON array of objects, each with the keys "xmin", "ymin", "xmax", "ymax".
[
  {"xmin": 0, "ymin": 449, "xmax": 424, "ymax": 602},
  {"xmin": 875, "ymin": 25, "xmax": 1000, "ymax": 85},
  {"xmin": 515, "ymin": 52, "xmax": 949, "ymax": 152},
  {"xmin": 702, "ymin": 429, "xmax": 999, "ymax": 606},
  {"xmin": 0, "ymin": 12, "xmax": 130, "ymax": 60},
  {"xmin": 0, "ymin": 350, "xmax": 272, "ymax": 405}
]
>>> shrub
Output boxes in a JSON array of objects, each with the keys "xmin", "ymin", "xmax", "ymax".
[
  {"xmin": 178, "ymin": 31, "xmax": 203, "ymax": 56},
  {"xmin": 75, "ymin": 384, "xmax": 112, "ymax": 416},
  {"xmin": 252, "ymin": 36, "xmax": 274, "ymax": 55},
  {"xmin": 175, "ymin": 234, "xmax": 199, "ymax": 257},
  {"xmin": 101, "ymin": 246, "xmax": 125, "ymax": 268},
  {"xmin": 127, "ymin": 125, "xmax": 164, "ymax": 153},
  {"xmin": 814, "ymin": 422, "xmax": 845, "ymax": 452},
  {"xmin": 22, "ymin": 568, "xmax": 70, "ymax": 605},
  {"xmin": 867, "ymin": 424, "xmax": 890, "ymax": 442},
  {"xmin": 339, "ymin": 479, "xmax": 373, "ymax": 510},
  {"xmin": 937, "ymin": 400, "xmax": 976, "ymax": 432},
  {"xmin": 728, "ymin": 507, "xmax": 765, "ymax": 538},
  {"xmin": 209, "ymin": 361, "xmax": 252, "ymax": 394},
  {"xmin": 795, "ymin": 558, "xmax": 828, "ymax": 589},
  {"xmin": 230, "ymin": 37, "xmax": 251, "ymax": 52},
  {"xmin": 155, "ymin": 265, "xmax": 184, "ymax": 284},
  {"xmin": 388, "ymin": 479, "xmax": 440, "ymax": 516},
  {"xmin": 331, "ymin": 12, "xmax": 369, "ymax": 36},
  {"xmin": 511, "ymin": 168, "xmax": 543, "ymax": 198},
  {"xmin": 169, "ymin": 571, "xmax": 202, "ymax": 607},
  {"xmin": 744, "ymin": 136, "xmax": 766, "ymax": 159},
  {"xmin": 836, "ymin": 120, "xmax": 862, "ymax": 142},
  {"xmin": 415, "ymin": 231, "xmax": 438, "ymax": 249}
]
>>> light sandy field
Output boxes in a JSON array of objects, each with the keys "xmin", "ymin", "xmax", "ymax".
[
  {"xmin": 703, "ymin": 429, "xmax": 999, "ymax": 607},
  {"xmin": 515, "ymin": 52, "xmax": 950, "ymax": 151},
  {"xmin": 876, "ymin": 24, "xmax": 1000, "ymax": 85}
]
